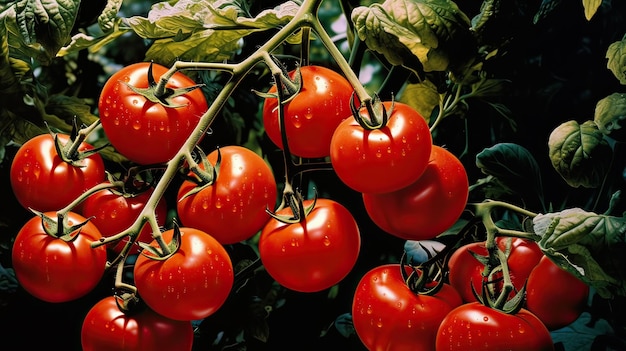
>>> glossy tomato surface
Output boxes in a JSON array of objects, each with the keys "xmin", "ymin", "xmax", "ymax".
[
  {"xmin": 263, "ymin": 65, "xmax": 354, "ymax": 158},
  {"xmin": 81, "ymin": 296, "xmax": 194, "ymax": 351},
  {"xmin": 12, "ymin": 212, "xmax": 108, "ymax": 303},
  {"xmin": 526, "ymin": 255, "xmax": 589, "ymax": 330},
  {"xmin": 330, "ymin": 101, "xmax": 432, "ymax": 194},
  {"xmin": 98, "ymin": 62, "xmax": 208, "ymax": 164},
  {"xmin": 436, "ymin": 302, "xmax": 554, "ymax": 351},
  {"xmin": 258, "ymin": 198, "xmax": 361, "ymax": 292},
  {"xmin": 448, "ymin": 237, "xmax": 543, "ymax": 303},
  {"xmin": 177, "ymin": 145, "xmax": 278, "ymax": 244},
  {"xmin": 362, "ymin": 145, "xmax": 468, "ymax": 240},
  {"xmin": 133, "ymin": 227, "xmax": 234, "ymax": 321},
  {"xmin": 352, "ymin": 264, "xmax": 462, "ymax": 351},
  {"xmin": 81, "ymin": 183, "xmax": 168, "ymax": 255},
  {"xmin": 10, "ymin": 133, "xmax": 105, "ymax": 212}
]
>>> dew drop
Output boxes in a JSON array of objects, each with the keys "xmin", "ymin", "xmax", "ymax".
[
  {"xmin": 323, "ymin": 236, "xmax": 331, "ymax": 246},
  {"xmin": 132, "ymin": 120, "xmax": 141, "ymax": 130},
  {"xmin": 292, "ymin": 115, "xmax": 302, "ymax": 128}
]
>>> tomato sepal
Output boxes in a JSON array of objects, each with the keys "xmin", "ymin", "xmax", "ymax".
[
  {"xmin": 178, "ymin": 146, "xmax": 221, "ymax": 201},
  {"xmin": 122, "ymin": 62, "xmax": 205, "ymax": 108},
  {"xmin": 136, "ymin": 224, "xmax": 181, "ymax": 260},
  {"xmin": 266, "ymin": 189, "xmax": 316, "ymax": 224},
  {"xmin": 350, "ymin": 93, "xmax": 390, "ymax": 130},
  {"xmin": 31, "ymin": 209, "xmax": 92, "ymax": 242}
]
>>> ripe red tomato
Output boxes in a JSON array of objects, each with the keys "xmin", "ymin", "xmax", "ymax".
[
  {"xmin": 177, "ymin": 145, "xmax": 278, "ymax": 244},
  {"xmin": 10, "ymin": 133, "xmax": 105, "ymax": 212},
  {"xmin": 258, "ymin": 198, "xmax": 361, "ymax": 292},
  {"xmin": 81, "ymin": 296, "xmax": 194, "ymax": 351},
  {"xmin": 98, "ymin": 62, "xmax": 208, "ymax": 165},
  {"xmin": 447, "ymin": 237, "xmax": 543, "ymax": 303},
  {"xmin": 362, "ymin": 145, "xmax": 468, "ymax": 240},
  {"xmin": 262, "ymin": 65, "xmax": 354, "ymax": 158},
  {"xmin": 526, "ymin": 256, "xmax": 589, "ymax": 330},
  {"xmin": 330, "ymin": 101, "xmax": 432, "ymax": 194},
  {"xmin": 133, "ymin": 227, "xmax": 234, "ymax": 321},
  {"xmin": 81, "ymin": 183, "xmax": 168, "ymax": 255},
  {"xmin": 436, "ymin": 302, "xmax": 554, "ymax": 351},
  {"xmin": 12, "ymin": 212, "xmax": 108, "ymax": 303},
  {"xmin": 352, "ymin": 264, "xmax": 462, "ymax": 351}
]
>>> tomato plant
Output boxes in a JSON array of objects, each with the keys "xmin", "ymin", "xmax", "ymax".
[
  {"xmin": 330, "ymin": 101, "xmax": 433, "ymax": 194},
  {"xmin": 10, "ymin": 133, "xmax": 106, "ymax": 212},
  {"xmin": 262, "ymin": 65, "xmax": 354, "ymax": 158},
  {"xmin": 133, "ymin": 226, "xmax": 234, "ymax": 321},
  {"xmin": 352, "ymin": 263, "xmax": 462, "ymax": 351},
  {"xmin": 3, "ymin": 0, "xmax": 626, "ymax": 349},
  {"xmin": 447, "ymin": 237, "xmax": 544, "ymax": 303},
  {"xmin": 362, "ymin": 145, "xmax": 468, "ymax": 240},
  {"xmin": 525, "ymin": 256, "xmax": 589, "ymax": 330},
  {"xmin": 177, "ymin": 145, "xmax": 278, "ymax": 244},
  {"xmin": 258, "ymin": 198, "xmax": 361, "ymax": 292},
  {"xmin": 81, "ymin": 183, "xmax": 169, "ymax": 255},
  {"xmin": 11, "ymin": 212, "xmax": 108, "ymax": 303},
  {"xmin": 436, "ymin": 302, "xmax": 555, "ymax": 351},
  {"xmin": 81, "ymin": 296, "xmax": 194, "ymax": 351},
  {"xmin": 98, "ymin": 62, "xmax": 208, "ymax": 165}
]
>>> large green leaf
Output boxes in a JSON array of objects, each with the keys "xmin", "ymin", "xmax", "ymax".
[
  {"xmin": 594, "ymin": 92, "xmax": 626, "ymax": 141},
  {"xmin": 606, "ymin": 36, "xmax": 626, "ymax": 85},
  {"xmin": 351, "ymin": 0, "xmax": 473, "ymax": 72},
  {"xmin": 548, "ymin": 120, "xmax": 612, "ymax": 188},
  {"xmin": 475, "ymin": 142, "xmax": 544, "ymax": 207},
  {"xmin": 533, "ymin": 208, "xmax": 626, "ymax": 298},
  {"xmin": 124, "ymin": 0, "xmax": 300, "ymax": 66},
  {"xmin": 0, "ymin": 0, "xmax": 81, "ymax": 65}
]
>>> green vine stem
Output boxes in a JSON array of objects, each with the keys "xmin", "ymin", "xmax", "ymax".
[{"xmin": 93, "ymin": 0, "xmax": 359, "ymax": 261}]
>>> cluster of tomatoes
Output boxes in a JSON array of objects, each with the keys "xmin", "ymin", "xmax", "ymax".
[
  {"xmin": 351, "ymin": 237, "xmax": 590, "ymax": 351},
  {"xmin": 6, "ymin": 59, "xmax": 590, "ymax": 350}
]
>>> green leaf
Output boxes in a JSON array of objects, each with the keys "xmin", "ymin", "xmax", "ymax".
[
  {"xmin": 124, "ymin": 0, "xmax": 300, "ymax": 66},
  {"xmin": 533, "ymin": 208, "xmax": 626, "ymax": 298},
  {"xmin": 606, "ymin": 36, "xmax": 626, "ymax": 85},
  {"xmin": 397, "ymin": 79, "xmax": 440, "ymax": 124},
  {"xmin": 1, "ymin": 0, "xmax": 81, "ymax": 65},
  {"xmin": 533, "ymin": 0, "xmax": 562, "ymax": 24},
  {"xmin": 594, "ymin": 93, "xmax": 626, "ymax": 141},
  {"xmin": 0, "ymin": 18, "xmax": 19, "ymax": 94},
  {"xmin": 583, "ymin": 0, "xmax": 602, "ymax": 21},
  {"xmin": 548, "ymin": 120, "xmax": 612, "ymax": 188},
  {"xmin": 475, "ymin": 143, "xmax": 544, "ymax": 207},
  {"xmin": 351, "ymin": 0, "xmax": 473, "ymax": 72}
]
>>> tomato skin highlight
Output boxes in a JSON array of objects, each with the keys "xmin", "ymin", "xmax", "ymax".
[
  {"xmin": 81, "ymin": 184, "xmax": 169, "ymax": 255},
  {"xmin": 98, "ymin": 62, "xmax": 208, "ymax": 165},
  {"xmin": 259, "ymin": 199, "xmax": 361, "ymax": 292},
  {"xmin": 352, "ymin": 264, "xmax": 462, "ymax": 351},
  {"xmin": 362, "ymin": 145, "xmax": 468, "ymax": 240},
  {"xmin": 330, "ymin": 101, "xmax": 432, "ymax": 194},
  {"xmin": 133, "ymin": 227, "xmax": 234, "ymax": 321},
  {"xmin": 263, "ymin": 65, "xmax": 354, "ymax": 158},
  {"xmin": 10, "ymin": 133, "xmax": 106, "ymax": 212},
  {"xmin": 81, "ymin": 296, "xmax": 194, "ymax": 351},
  {"xmin": 177, "ymin": 145, "xmax": 278, "ymax": 244},
  {"xmin": 525, "ymin": 256, "xmax": 589, "ymax": 330},
  {"xmin": 448, "ymin": 237, "xmax": 543, "ymax": 303},
  {"xmin": 12, "ymin": 212, "xmax": 108, "ymax": 303},
  {"xmin": 436, "ymin": 302, "xmax": 554, "ymax": 351}
]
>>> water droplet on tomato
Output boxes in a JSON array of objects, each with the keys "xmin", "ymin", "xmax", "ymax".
[
  {"xmin": 132, "ymin": 99, "xmax": 139, "ymax": 105},
  {"xmin": 110, "ymin": 210, "xmax": 117, "ymax": 219},
  {"xmin": 292, "ymin": 115, "xmax": 302, "ymax": 128},
  {"xmin": 323, "ymin": 236, "xmax": 331, "ymax": 246},
  {"xmin": 518, "ymin": 325, "xmax": 525, "ymax": 334},
  {"xmin": 376, "ymin": 318, "xmax": 383, "ymax": 328},
  {"xmin": 132, "ymin": 120, "xmax": 141, "ymax": 130},
  {"xmin": 366, "ymin": 305, "xmax": 373, "ymax": 314},
  {"xmin": 407, "ymin": 320, "xmax": 412, "ymax": 328},
  {"xmin": 483, "ymin": 316, "xmax": 489, "ymax": 322}
]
